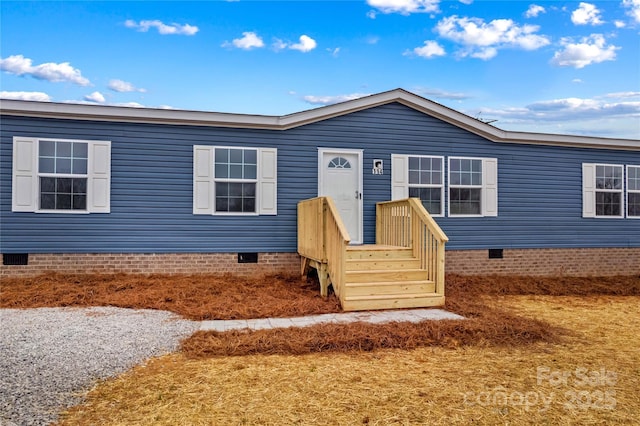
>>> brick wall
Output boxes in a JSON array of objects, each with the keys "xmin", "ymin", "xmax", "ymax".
[
  {"xmin": 2, "ymin": 248, "xmax": 639, "ymax": 278},
  {"xmin": 0, "ymin": 252, "xmax": 301, "ymax": 278},
  {"xmin": 446, "ymin": 247, "xmax": 640, "ymax": 276}
]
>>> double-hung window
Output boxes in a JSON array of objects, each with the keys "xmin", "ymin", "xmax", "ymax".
[
  {"xmin": 448, "ymin": 157, "xmax": 497, "ymax": 217},
  {"xmin": 39, "ymin": 140, "xmax": 88, "ymax": 210},
  {"xmin": 193, "ymin": 145, "xmax": 277, "ymax": 215},
  {"xmin": 449, "ymin": 158, "xmax": 482, "ymax": 216},
  {"xmin": 582, "ymin": 163, "xmax": 624, "ymax": 218},
  {"xmin": 12, "ymin": 137, "xmax": 111, "ymax": 213},
  {"xmin": 392, "ymin": 154, "xmax": 497, "ymax": 217},
  {"xmin": 627, "ymin": 165, "xmax": 640, "ymax": 218},
  {"xmin": 407, "ymin": 156, "xmax": 444, "ymax": 216},
  {"xmin": 214, "ymin": 148, "xmax": 257, "ymax": 213}
]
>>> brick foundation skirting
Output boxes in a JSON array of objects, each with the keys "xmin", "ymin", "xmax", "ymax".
[
  {"xmin": 446, "ymin": 247, "xmax": 640, "ymax": 276},
  {"xmin": 1, "ymin": 248, "xmax": 638, "ymax": 278},
  {"xmin": 0, "ymin": 252, "xmax": 301, "ymax": 278}
]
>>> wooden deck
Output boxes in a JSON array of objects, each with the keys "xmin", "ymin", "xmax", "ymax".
[{"xmin": 298, "ymin": 197, "xmax": 448, "ymax": 311}]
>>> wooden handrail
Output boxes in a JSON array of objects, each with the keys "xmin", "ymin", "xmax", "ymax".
[
  {"xmin": 375, "ymin": 198, "xmax": 448, "ymax": 297},
  {"xmin": 298, "ymin": 196, "xmax": 350, "ymax": 298}
]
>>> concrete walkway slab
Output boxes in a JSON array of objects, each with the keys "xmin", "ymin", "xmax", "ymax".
[{"xmin": 199, "ymin": 308, "xmax": 464, "ymax": 332}]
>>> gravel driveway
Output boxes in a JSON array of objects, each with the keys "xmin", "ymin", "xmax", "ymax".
[{"xmin": 0, "ymin": 307, "xmax": 198, "ymax": 426}]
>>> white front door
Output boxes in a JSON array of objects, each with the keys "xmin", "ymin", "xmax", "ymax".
[{"xmin": 318, "ymin": 149, "xmax": 363, "ymax": 244}]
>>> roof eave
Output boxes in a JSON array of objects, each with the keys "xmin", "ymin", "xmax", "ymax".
[{"xmin": 1, "ymin": 89, "xmax": 638, "ymax": 150}]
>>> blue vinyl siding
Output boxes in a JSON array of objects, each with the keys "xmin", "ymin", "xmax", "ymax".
[{"xmin": 1, "ymin": 102, "xmax": 639, "ymax": 254}]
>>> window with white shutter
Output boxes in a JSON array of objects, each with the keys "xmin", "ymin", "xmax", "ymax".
[
  {"xmin": 193, "ymin": 145, "xmax": 277, "ymax": 215},
  {"xmin": 12, "ymin": 137, "xmax": 111, "ymax": 213},
  {"xmin": 583, "ymin": 163, "xmax": 624, "ymax": 218}
]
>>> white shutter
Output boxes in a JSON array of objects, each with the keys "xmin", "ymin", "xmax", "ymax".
[
  {"xmin": 482, "ymin": 158, "xmax": 498, "ymax": 217},
  {"xmin": 87, "ymin": 141, "xmax": 111, "ymax": 213},
  {"xmin": 258, "ymin": 148, "xmax": 277, "ymax": 215},
  {"xmin": 582, "ymin": 163, "xmax": 596, "ymax": 218},
  {"xmin": 391, "ymin": 154, "xmax": 408, "ymax": 200},
  {"xmin": 193, "ymin": 146, "xmax": 214, "ymax": 215},
  {"xmin": 12, "ymin": 137, "xmax": 38, "ymax": 212}
]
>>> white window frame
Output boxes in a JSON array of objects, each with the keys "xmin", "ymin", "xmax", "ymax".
[
  {"xmin": 12, "ymin": 137, "xmax": 111, "ymax": 214},
  {"xmin": 447, "ymin": 157, "xmax": 498, "ymax": 218},
  {"xmin": 193, "ymin": 145, "xmax": 277, "ymax": 216},
  {"xmin": 582, "ymin": 163, "xmax": 624, "ymax": 219},
  {"xmin": 407, "ymin": 155, "xmax": 445, "ymax": 217},
  {"xmin": 627, "ymin": 165, "xmax": 640, "ymax": 219}
]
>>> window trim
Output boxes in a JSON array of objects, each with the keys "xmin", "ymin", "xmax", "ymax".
[
  {"xmin": 12, "ymin": 137, "xmax": 111, "ymax": 214},
  {"xmin": 447, "ymin": 156, "xmax": 498, "ymax": 218},
  {"xmin": 38, "ymin": 140, "xmax": 89, "ymax": 213},
  {"xmin": 213, "ymin": 147, "xmax": 259, "ymax": 215},
  {"xmin": 582, "ymin": 163, "xmax": 624, "ymax": 219},
  {"xmin": 407, "ymin": 155, "xmax": 445, "ymax": 218},
  {"xmin": 193, "ymin": 145, "xmax": 277, "ymax": 216},
  {"xmin": 392, "ymin": 154, "xmax": 497, "ymax": 218},
  {"xmin": 627, "ymin": 165, "xmax": 640, "ymax": 219}
]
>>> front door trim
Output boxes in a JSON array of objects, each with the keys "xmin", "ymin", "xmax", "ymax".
[{"xmin": 318, "ymin": 148, "xmax": 363, "ymax": 244}]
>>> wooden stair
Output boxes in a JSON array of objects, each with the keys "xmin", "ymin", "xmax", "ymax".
[{"xmin": 341, "ymin": 245, "xmax": 444, "ymax": 311}]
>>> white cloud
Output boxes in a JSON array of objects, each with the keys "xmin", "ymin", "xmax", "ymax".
[
  {"xmin": 614, "ymin": 20, "xmax": 626, "ymax": 28},
  {"xmin": 406, "ymin": 40, "xmax": 446, "ymax": 58},
  {"xmin": 115, "ymin": 101, "xmax": 145, "ymax": 108},
  {"xmin": 622, "ymin": 0, "xmax": 640, "ymax": 23},
  {"xmin": 0, "ymin": 91, "xmax": 51, "ymax": 101},
  {"xmin": 366, "ymin": 36, "xmax": 381, "ymax": 45},
  {"xmin": 223, "ymin": 32, "xmax": 265, "ymax": 50},
  {"xmin": 571, "ymin": 2, "xmax": 603, "ymax": 25},
  {"xmin": 108, "ymin": 79, "xmax": 146, "ymax": 93},
  {"xmin": 572, "ymin": 78, "xmax": 583, "ymax": 84},
  {"xmin": 472, "ymin": 93, "xmax": 640, "ymax": 138},
  {"xmin": 124, "ymin": 19, "xmax": 198, "ymax": 35},
  {"xmin": 289, "ymin": 35, "xmax": 317, "ymax": 52},
  {"xmin": 551, "ymin": 34, "xmax": 618, "ymax": 68},
  {"xmin": 84, "ymin": 91, "xmax": 105, "ymax": 103},
  {"xmin": 0, "ymin": 54, "xmax": 91, "ymax": 86},
  {"xmin": 366, "ymin": 0, "xmax": 440, "ymax": 15},
  {"xmin": 327, "ymin": 47, "xmax": 341, "ymax": 57},
  {"xmin": 601, "ymin": 91, "xmax": 640, "ymax": 99},
  {"xmin": 302, "ymin": 93, "xmax": 371, "ymax": 105},
  {"xmin": 414, "ymin": 87, "xmax": 470, "ymax": 100},
  {"xmin": 272, "ymin": 38, "xmax": 288, "ymax": 51},
  {"xmin": 525, "ymin": 5, "xmax": 545, "ymax": 18},
  {"xmin": 434, "ymin": 16, "xmax": 550, "ymax": 59},
  {"xmin": 459, "ymin": 0, "xmax": 473, "ymax": 5},
  {"xmin": 273, "ymin": 35, "xmax": 317, "ymax": 53}
]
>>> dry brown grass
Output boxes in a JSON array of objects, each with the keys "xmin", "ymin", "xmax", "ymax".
[{"xmin": 58, "ymin": 294, "xmax": 640, "ymax": 425}]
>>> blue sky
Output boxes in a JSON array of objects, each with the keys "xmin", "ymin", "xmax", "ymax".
[{"xmin": 1, "ymin": 0, "xmax": 639, "ymax": 139}]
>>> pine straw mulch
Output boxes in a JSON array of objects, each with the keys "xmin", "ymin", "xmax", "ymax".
[
  {"xmin": 180, "ymin": 274, "xmax": 640, "ymax": 357},
  {"xmin": 4, "ymin": 272, "xmax": 638, "ymax": 358},
  {"xmin": 0, "ymin": 272, "xmax": 342, "ymax": 320}
]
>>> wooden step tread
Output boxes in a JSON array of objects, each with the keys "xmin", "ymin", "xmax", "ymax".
[
  {"xmin": 346, "ymin": 259, "xmax": 421, "ymax": 268},
  {"xmin": 346, "ymin": 245, "xmax": 408, "ymax": 251},
  {"xmin": 347, "ymin": 268, "xmax": 424, "ymax": 273},
  {"xmin": 345, "ymin": 280, "xmax": 433, "ymax": 288},
  {"xmin": 344, "ymin": 292, "xmax": 442, "ymax": 301},
  {"xmin": 341, "ymin": 294, "xmax": 446, "ymax": 311}
]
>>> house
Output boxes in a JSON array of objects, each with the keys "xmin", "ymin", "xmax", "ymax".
[{"xmin": 1, "ymin": 89, "xmax": 639, "ymax": 305}]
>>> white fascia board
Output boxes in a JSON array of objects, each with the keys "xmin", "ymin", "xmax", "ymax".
[
  {"xmin": 0, "ymin": 99, "xmax": 280, "ymax": 129},
  {"xmin": 498, "ymin": 131, "xmax": 640, "ymax": 151},
  {"xmin": 2, "ymin": 89, "xmax": 639, "ymax": 151}
]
